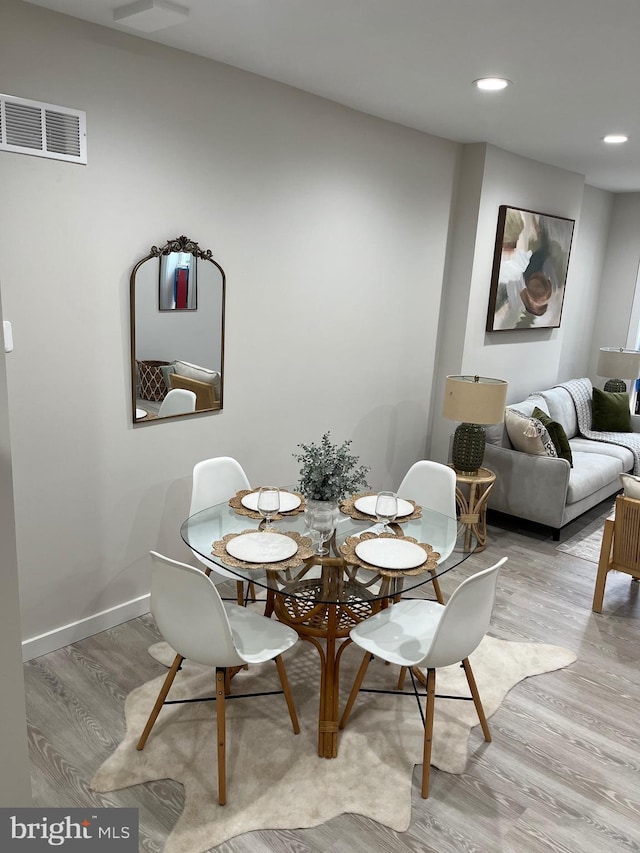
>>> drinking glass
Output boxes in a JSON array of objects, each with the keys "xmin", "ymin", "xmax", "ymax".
[
  {"xmin": 375, "ymin": 491, "xmax": 398, "ymax": 534},
  {"xmin": 310, "ymin": 507, "xmax": 335, "ymax": 556},
  {"xmin": 257, "ymin": 487, "xmax": 280, "ymax": 528}
]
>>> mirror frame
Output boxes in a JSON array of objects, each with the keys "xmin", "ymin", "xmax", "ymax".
[{"xmin": 130, "ymin": 235, "xmax": 226, "ymax": 424}]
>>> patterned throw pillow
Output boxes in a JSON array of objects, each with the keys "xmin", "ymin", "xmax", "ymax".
[
  {"xmin": 504, "ymin": 408, "xmax": 558, "ymax": 458},
  {"xmin": 137, "ymin": 360, "xmax": 170, "ymax": 402},
  {"xmin": 531, "ymin": 406, "xmax": 573, "ymax": 467}
]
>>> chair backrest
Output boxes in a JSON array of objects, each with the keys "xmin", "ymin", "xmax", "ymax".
[
  {"xmin": 397, "ymin": 460, "xmax": 457, "ymax": 518},
  {"xmin": 612, "ymin": 495, "xmax": 640, "ymax": 571},
  {"xmin": 190, "ymin": 456, "xmax": 251, "ymax": 516},
  {"xmin": 158, "ymin": 388, "xmax": 196, "ymax": 417},
  {"xmin": 149, "ymin": 551, "xmax": 244, "ymax": 667},
  {"xmin": 424, "ymin": 557, "xmax": 507, "ymax": 669}
]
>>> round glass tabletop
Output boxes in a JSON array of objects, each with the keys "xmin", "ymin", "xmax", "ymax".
[{"xmin": 180, "ymin": 493, "xmax": 478, "ymax": 605}]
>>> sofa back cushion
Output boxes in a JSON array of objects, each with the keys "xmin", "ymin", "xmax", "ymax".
[{"xmin": 538, "ymin": 386, "xmax": 578, "ymax": 438}]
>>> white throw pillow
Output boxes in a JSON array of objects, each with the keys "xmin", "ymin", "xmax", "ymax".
[
  {"xmin": 504, "ymin": 408, "xmax": 558, "ymax": 458},
  {"xmin": 620, "ymin": 472, "xmax": 640, "ymax": 499}
]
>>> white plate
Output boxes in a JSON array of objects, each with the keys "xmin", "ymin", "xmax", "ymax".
[
  {"xmin": 355, "ymin": 538, "xmax": 426, "ymax": 570},
  {"xmin": 225, "ymin": 532, "xmax": 298, "ymax": 563},
  {"xmin": 354, "ymin": 495, "xmax": 414, "ymax": 518},
  {"xmin": 241, "ymin": 491, "xmax": 301, "ymax": 513}
]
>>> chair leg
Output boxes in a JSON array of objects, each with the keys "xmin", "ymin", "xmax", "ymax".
[
  {"xmin": 421, "ymin": 668, "xmax": 436, "ymax": 798},
  {"xmin": 236, "ymin": 581, "xmax": 244, "ymax": 606},
  {"xmin": 339, "ymin": 652, "xmax": 373, "ymax": 729},
  {"xmin": 215, "ymin": 668, "xmax": 227, "ymax": 806},
  {"xmin": 397, "ymin": 666, "xmax": 407, "ymax": 690},
  {"xmin": 429, "ymin": 569, "xmax": 445, "ymax": 604},
  {"xmin": 136, "ymin": 653, "xmax": 184, "ymax": 750},
  {"xmin": 593, "ymin": 518, "xmax": 614, "ymax": 613},
  {"xmin": 461, "ymin": 657, "xmax": 491, "ymax": 742},
  {"xmin": 274, "ymin": 655, "xmax": 300, "ymax": 734}
]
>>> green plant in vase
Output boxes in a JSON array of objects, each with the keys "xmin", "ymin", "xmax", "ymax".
[{"xmin": 294, "ymin": 431, "xmax": 370, "ymax": 502}]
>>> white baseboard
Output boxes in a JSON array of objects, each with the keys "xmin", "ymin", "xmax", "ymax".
[{"xmin": 22, "ymin": 594, "xmax": 151, "ymax": 661}]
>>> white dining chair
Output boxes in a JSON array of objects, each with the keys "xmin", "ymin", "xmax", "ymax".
[
  {"xmin": 397, "ymin": 460, "xmax": 457, "ymax": 603},
  {"xmin": 190, "ymin": 456, "xmax": 254, "ymax": 604},
  {"xmin": 158, "ymin": 388, "xmax": 196, "ymax": 417},
  {"xmin": 137, "ymin": 552, "xmax": 300, "ymax": 805},
  {"xmin": 339, "ymin": 556, "xmax": 507, "ymax": 798}
]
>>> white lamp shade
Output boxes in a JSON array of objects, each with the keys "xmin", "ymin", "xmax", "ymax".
[
  {"xmin": 596, "ymin": 347, "xmax": 640, "ymax": 380},
  {"xmin": 443, "ymin": 375, "xmax": 508, "ymax": 425}
]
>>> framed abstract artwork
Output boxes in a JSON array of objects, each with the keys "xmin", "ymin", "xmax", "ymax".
[{"xmin": 486, "ymin": 205, "xmax": 575, "ymax": 331}]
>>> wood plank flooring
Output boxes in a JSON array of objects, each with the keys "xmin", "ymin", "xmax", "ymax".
[{"xmin": 23, "ymin": 501, "xmax": 640, "ymax": 852}]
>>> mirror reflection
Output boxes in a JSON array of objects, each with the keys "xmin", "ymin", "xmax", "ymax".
[{"xmin": 130, "ymin": 235, "xmax": 225, "ymax": 423}]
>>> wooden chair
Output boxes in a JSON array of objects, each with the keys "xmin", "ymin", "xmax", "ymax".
[{"xmin": 593, "ymin": 495, "xmax": 640, "ymax": 613}]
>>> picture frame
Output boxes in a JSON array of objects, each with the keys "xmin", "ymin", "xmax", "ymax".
[{"xmin": 486, "ymin": 205, "xmax": 575, "ymax": 331}]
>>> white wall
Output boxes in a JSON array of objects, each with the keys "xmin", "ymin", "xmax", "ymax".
[
  {"xmin": 591, "ymin": 193, "xmax": 640, "ymax": 366},
  {"xmin": 430, "ymin": 144, "xmax": 598, "ymax": 462},
  {"xmin": 0, "ymin": 0, "xmax": 458, "ymax": 656}
]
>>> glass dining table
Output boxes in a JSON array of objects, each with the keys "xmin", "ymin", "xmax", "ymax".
[{"xmin": 181, "ymin": 491, "xmax": 478, "ymax": 759}]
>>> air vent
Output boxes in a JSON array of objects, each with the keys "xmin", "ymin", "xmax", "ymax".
[{"xmin": 0, "ymin": 94, "xmax": 86, "ymax": 164}]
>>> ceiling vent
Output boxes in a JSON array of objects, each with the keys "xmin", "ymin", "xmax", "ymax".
[{"xmin": 0, "ymin": 94, "xmax": 87, "ymax": 165}]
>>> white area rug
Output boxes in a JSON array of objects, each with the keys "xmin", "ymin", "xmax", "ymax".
[
  {"xmin": 556, "ymin": 504, "xmax": 614, "ymax": 562},
  {"xmin": 91, "ymin": 636, "xmax": 576, "ymax": 852}
]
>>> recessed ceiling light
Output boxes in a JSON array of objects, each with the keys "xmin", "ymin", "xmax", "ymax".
[
  {"xmin": 603, "ymin": 134, "xmax": 629, "ymax": 144},
  {"xmin": 474, "ymin": 77, "xmax": 510, "ymax": 91}
]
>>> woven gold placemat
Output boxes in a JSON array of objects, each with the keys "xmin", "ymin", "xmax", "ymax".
[
  {"xmin": 211, "ymin": 529, "xmax": 313, "ymax": 570},
  {"xmin": 228, "ymin": 489, "xmax": 306, "ymax": 521},
  {"xmin": 340, "ymin": 532, "xmax": 439, "ymax": 577},
  {"xmin": 340, "ymin": 492, "xmax": 422, "ymax": 522}
]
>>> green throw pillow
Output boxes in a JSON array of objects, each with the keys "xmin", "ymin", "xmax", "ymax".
[
  {"xmin": 531, "ymin": 406, "xmax": 573, "ymax": 467},
  {"xmin": 592, "ymin": 387, "xmax": 632, "ymax": 432}
]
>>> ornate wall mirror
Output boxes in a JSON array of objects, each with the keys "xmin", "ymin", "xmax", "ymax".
[{"xmin": 130, "ymin": 235, "xmax": 225, "ymax": 423}]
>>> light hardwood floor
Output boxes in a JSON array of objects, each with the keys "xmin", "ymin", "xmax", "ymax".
[{"xmin": 24, "ymin": 501, "xmax": 640, "ymax": 853}]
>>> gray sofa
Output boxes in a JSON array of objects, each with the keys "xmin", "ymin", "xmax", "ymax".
[{"xmin": 484, "ymin": 379, "xmax": 640, "ymax": 538}]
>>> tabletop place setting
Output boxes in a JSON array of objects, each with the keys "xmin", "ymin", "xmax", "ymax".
[{"xmin": 216, "ymin": 482, "xmax": 438, "ymax": 575}]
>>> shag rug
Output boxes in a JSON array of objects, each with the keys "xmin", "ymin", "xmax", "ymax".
[
  {"xmin": 556, "ymin": 504, "xmax": 615, "ymax": 562},
  {"xmin": 92, "ymin": 637, "xmax": 575, "ymax": 852}
]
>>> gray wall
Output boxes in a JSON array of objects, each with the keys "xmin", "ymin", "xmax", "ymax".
[{"xmin": 0, "ymin": 295, "xmax": 32, "ymax": 805}]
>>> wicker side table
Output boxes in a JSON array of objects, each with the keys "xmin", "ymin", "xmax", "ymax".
[{"xmin": 449, "ymin": 465, "xmax": 496, "ymax": 552}]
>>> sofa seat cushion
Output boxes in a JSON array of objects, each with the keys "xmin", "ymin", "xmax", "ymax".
[
  {"xmin": 568, "ymin": 438, "xmax": 634, "ymax": 471},
  {"xmin": 566, "ymin": 451, "xmax": 624, "ymax": 504}
]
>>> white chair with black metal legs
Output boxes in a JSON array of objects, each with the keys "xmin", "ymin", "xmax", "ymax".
[
  {"xmin": 397, "ymin": 460, "xmax": 458, "ymax": 604},
  {"xmin": 137, "ymin": 552, "xmax": 300, "ymax": 805},
  {"xmin": 190, "ymin": 456, "xmax": 254, "ymax": 605},
  {"xmin": 339, "ymin": 557, "xmax": 506, "ymax": 798},
  {"xmin": 158, "ymin": 388, "xmax": 196, "ymax": 417}
]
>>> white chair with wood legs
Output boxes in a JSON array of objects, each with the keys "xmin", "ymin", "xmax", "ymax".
[
  {"xmin": 339, "ymin": 557, "xmax": 507, "ymax": 798},
  {"xmin": 397, "ymin": 460, "xmax": 458, "ymax": 604},
  {"xmin": 190, "ymin": 456, "xmax": 255, "ymax": 605},
  {"xmin": 137, "ymin": 552, "xmax": 300, "ymax": 805}
]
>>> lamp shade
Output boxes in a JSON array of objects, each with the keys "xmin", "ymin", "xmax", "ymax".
[
  {"xmin": 443, "ymin": 375, "xmax": 508, "ymax": 425},
  {"xmin": 596, "ymin": 347, "xmax": 640, "ymax": 381}
]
